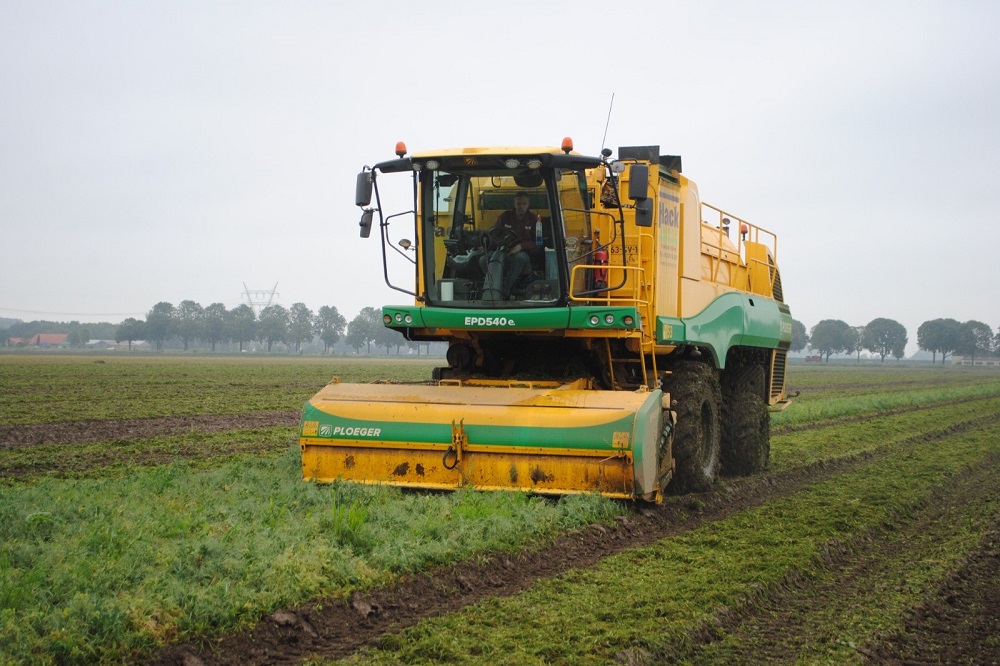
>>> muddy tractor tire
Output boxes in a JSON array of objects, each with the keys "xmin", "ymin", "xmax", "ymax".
[
  {"xmin": 666, "ymin": 361, "xmax": 722, "ymax": 495},
  {"xmin": 721, "ymin": 364, "xmax": 770, "ymax": 476}
]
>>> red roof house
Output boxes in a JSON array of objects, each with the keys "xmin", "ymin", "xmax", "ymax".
[{"xmin": 29, "ymin": 333, "xmax": 69, "ymax": 347}]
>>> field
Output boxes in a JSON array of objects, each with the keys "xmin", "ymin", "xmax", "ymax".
[{"xmin": 2, "ymin": 354, "xmax": 999, "ymax": 664}]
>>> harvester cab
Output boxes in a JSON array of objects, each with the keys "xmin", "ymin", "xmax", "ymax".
[
  {"xmin": 354, "ymin": 138, "xmax": 639, "ymax": 314},
  {"xmin": 301, "ymin": 138, "xmax": 792, "ymax": 501}
]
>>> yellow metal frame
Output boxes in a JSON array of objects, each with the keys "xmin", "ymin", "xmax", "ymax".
[{"xmin": 301, "ymin": 437, "xmax": 636, "ymax": 499}]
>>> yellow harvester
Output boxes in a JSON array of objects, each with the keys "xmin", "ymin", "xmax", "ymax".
[{"xmin": 301, "ymin": 140, "xmax": 792, "ymax": 500}]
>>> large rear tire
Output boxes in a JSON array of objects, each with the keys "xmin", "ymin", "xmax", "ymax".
[
  {"xmin": 721, "ymin": 364, "xmax": 770, "ymax": 476},
  {"xmin": 666, "ymin": 361, "xmax": 722, "ymax": 495}
]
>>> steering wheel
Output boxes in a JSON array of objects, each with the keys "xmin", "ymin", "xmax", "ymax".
[{"xmin": 486, "ymin": 227, "xmax": 520, "ymax": 252}]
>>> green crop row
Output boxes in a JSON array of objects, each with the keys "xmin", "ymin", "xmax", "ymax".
[
  {"xmin": 770, "ymin": 395, "xmax": 1000, "ymax": 470},
  {"xmin": 784, "ymin": 363, "xmax": 997, "ymax": 391},
  {"xmin": 770, "ymin": 379, "xmax": 1000, "ymax": 428}
]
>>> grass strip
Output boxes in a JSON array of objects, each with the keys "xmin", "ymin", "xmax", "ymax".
[
  {"xmin": 336, "ymin": 423, "xmax": 1000, "ymax": 665},
  {"xmin": 0, "ymin": 447, "xmax": 624, "ymax": 665}
]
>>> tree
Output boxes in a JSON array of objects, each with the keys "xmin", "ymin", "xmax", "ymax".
[
  {"xmin": 226, "ymin": 304, "xmax": 256, "ymax": 352},
  {"xmin": 201, "ymin": 303, "xmax": 228, "ymax": 351},
  {"xmin": 345, "ymin": 319, "xmax": 366, "ymax": 353},
  {"xmin": 145, "ymin": 302, "xmax": 175, "ymax": 350},
  {"xmin": 287, "ymin": 302, "xmax": 315, "ymax": 353},
  {"xmin": 315, "ymin": 305, "xmax": 347, "ymax": 353},
  {"xmin": 790, "ymin": 319, "xmax": 809, "ymax": 353},
  {"xmin": 345, "ymin": 307, "xmax": 382, "ymax": 354},
  {"xmin": 862, "ymin": 318, "xmax": 908, "ymax": 362},
  {"xmin": 257, "ymin": 305, "xmax": 290, "ymax": 352},
  {"xmin": 175, "ymin": 300, "xmax": 204, "ymax": 351},
  {"xmin": 917, "ymin": 318, "xmax": 962, "ymax": 364},
  {"xmin": 956, "ymin": 320, "xmax": 994, "ymax": 364},
  {"xmin": 66, "ymin": 324, "xmax": 91, "ymax": 347},
  {"xmin": 116, "ymin": 317, "xmax": 146, "ymax": 351},
  {"xmin": 851, "ymin": 326, "xmax": 866, "ymax": 362},
  {"xmin": 375, "ymin": 322, "xmax": 405, "ymax": 354},
  {"xmin": 809, "ymin": 319, "xmax": 854, "ymax": 361}
]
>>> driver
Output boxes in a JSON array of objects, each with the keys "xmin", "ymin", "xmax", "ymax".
[{"xmin": 480, "ymin": 192, "xmax": 542, "ymax": 298}]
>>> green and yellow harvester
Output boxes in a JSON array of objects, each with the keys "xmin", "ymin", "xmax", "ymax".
[{"xmin": 301, "ymin": 139, "xmax": 792, "ymax": 501}]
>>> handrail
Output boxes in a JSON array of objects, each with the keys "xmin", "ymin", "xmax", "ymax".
[
  {"xmin": 700, "ymin": 202, "xmax": 779, "ymax": 296},
  {"xmin": 701, "ymin": 202, "xmax": 779, "ymax": 264},
  {"xmin": 568, "ymin": 264, "xmax": 649, "ymax": 307}
]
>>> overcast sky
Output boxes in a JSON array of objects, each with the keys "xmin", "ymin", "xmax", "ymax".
[{"xmin": 2, "ymin": 0, "xmax": 998, "ymax": 353}]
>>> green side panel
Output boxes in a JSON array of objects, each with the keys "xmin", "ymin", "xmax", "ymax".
[
  {"xmin": 656, "ymin": 292, "xmax": 792, "ymax": 368},
  {"xmin": 382, "ymin": 305, "xmax": 641, "ymax": 332},
  {"xmin": 302, "ymin": 401, "xmax": 640, "ymax": 452}
]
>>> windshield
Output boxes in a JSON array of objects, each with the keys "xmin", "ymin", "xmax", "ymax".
[{"xmin": 419, "ymin": 168, "xmax": 594, "ymax": 307}]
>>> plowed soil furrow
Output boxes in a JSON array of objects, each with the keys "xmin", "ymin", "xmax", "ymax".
[
  {"xmin": 0, "ymin": 411, "xmax": 300, "ymax": 448},
  {"xmin": 149, "ymin": 413, "xmax": 1000, "ymax": 666}
]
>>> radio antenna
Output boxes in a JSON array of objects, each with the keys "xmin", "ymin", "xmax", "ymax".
[{"xmin": 600, "ymin": 93, "xmax": 615, "ymax": 153}]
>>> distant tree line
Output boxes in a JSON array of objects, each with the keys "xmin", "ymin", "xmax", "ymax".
[
  {"xmin": 790, "ymin": 317, "xmax": 1000, "ymax": 364},
  {"xmin": 110, "ymin": 300, "xmax": 435, "ymax": 355},
  {"xmin": 0, "ymin": 301, "xmax": 440, "ymax": 355},
  {"xmin": 1, "ymin": 319, "xmax": 119, "ymax": 345}
]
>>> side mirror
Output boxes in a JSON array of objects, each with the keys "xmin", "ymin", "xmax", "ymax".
[
  {"xmin": 356, "ymin": 171, "xmax": 373, "ymax": 207},
  {"xmin": 634, "ymin": 199, "xmax": 653, "ymax": 227},
  {"xmin": 627, "ymin": 164, "xmax": 649, "ymax": 201},
  {"xmin": 359, "ymin": 209, "xmax": 374, "ymax": 238}
]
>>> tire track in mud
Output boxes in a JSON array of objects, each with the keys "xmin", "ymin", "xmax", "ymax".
[{"xmin": 149, "ymin": 411, "xmax": 1000, "ymax": 666}]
